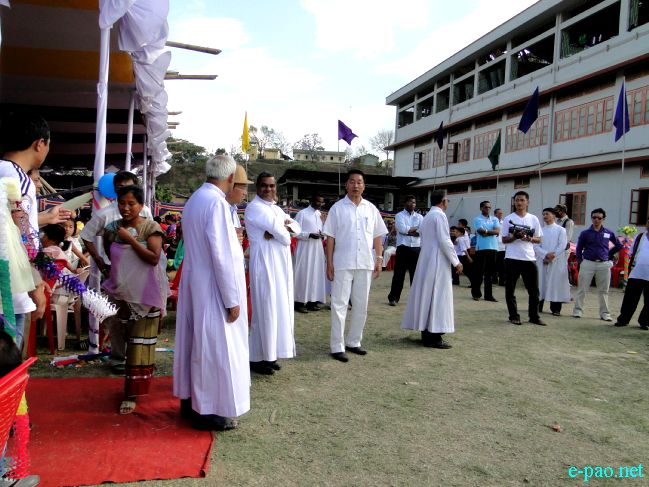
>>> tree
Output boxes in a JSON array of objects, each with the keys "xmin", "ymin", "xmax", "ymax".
[
  {"xmin": 294, "ymin": 133, "xmax": 324, "ymax": 162},
  {"xmin": 354, "ymin": 145, "xmax": 369, "ymax": 158},
  {"xmin": 157, "ymin": 137, "xmax": 210, "ymax": 194},
  {"xmin": 370, "ymin": 129, "xmax": 394, "ymax": 162},
  {"xmin": 167, "ymin": 138, "xmax": 209, "ymax": 165}
]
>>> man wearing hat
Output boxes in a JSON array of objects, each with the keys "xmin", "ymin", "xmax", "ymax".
[
  {"xmin": 554, "ymin": 204, "xmax": 574, "ymax": 250},
  {"xmin": 226, "ymin": 165, "xmax": 253, "ymax": 235}
]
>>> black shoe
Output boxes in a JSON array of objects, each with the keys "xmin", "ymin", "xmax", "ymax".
[
  {"xmin": 484, "ymin": 297, "xmax": 498, "ymax": 302},
  {"xmin": 510, "ymin": 317, "xmax": 522, "ymax": 325},
  {"xmin": 614, "ymin": 322, "xmax": 628, "ymax": 327},
  {"xmin": 388, "ymin": 299, "xmax": 397, "ymax": 306},
  {"xmin": 180, "ymin": 398, "xmax": 193, "ymax": 419},
  {"xmin": 472, "ymin": 297, "xmax": 480, "ymax": 301},
  {"xmin": 551, "ymin": 312, "xmax": 561, "ymax": 316},
  {"xmin": 640, "ymin": 325, "xmax": 649, "ymax": 330},
  {"xmin": 294, "ymin": 304, "xmax": 309, "ymax": 313},
  {"xmin": 529, "ymin": 318, "xmax": 547, "ymax": 326},
  {"xmin": 330, "ymin": 352, "xmax": 349, "ymax": 362},
  {"xmin": 250, "ymin": 361, "xmax": 275, "ymax": 375},
  {"xmin": 306, "ymin": 302, "xmax": 321, "ymax": 311},
  {"xmin": 264, "ymin": 360, "xmax": 281, "ymax": 370},
  {"xmin": 345, "ymin": 346, "xmax": 367, "ymax": 355},
  {"xmin": 192, "ymin": 414, "xmax": 238, "ymax": 431},
  {"xmin": 424, "ymin": 340, "xmax": 452, "ymax": 349}
]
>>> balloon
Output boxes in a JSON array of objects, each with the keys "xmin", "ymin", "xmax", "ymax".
[{"xmin": 98, "ymin": 173, "xmax": 117, "ymax": 199}]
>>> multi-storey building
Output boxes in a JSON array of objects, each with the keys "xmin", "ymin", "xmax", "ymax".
[{"xmin": 386, "ymin": 0, "xmax": 649, "ymax": 233}]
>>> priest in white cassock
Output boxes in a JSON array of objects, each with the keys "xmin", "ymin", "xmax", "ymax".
[
  {"xmin": 401, "ymin": 190, "xmax": 463, "ymax": 349},
  {"xmin": 173, "ymin": 155, "xmax": 250, "ymax": 432},
  {"xmin": 535, "ymin": 208, "xmax": 571, "ymax": 316},
  {"xmin": 245, "ymin": 172, "xmax": 300, "ymax": 375},
  {"xmin": 293, "ymin": 194, "xmax": 326, "ymax": 313}
]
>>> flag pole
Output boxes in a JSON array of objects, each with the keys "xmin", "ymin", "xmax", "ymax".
[
  {"xmin": 619, "ymin": 77, "xmax": 627, "ymax": 226},
  {"xmin": 495, "ymin": 166, "xmax": 500, "ymax": 209},
  {"xmin": 337, "ymin": 139, "xmax": 341, "ymax": 196}
]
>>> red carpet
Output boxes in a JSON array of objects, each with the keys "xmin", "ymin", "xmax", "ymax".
[{"xmin": 26, "ymin": 376, "xmax": 213, "ymax": 487}]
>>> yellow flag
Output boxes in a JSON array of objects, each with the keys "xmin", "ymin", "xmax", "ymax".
[{"xmin": 242, "ymin": 112, "xmax": 250, "ymax": 153}]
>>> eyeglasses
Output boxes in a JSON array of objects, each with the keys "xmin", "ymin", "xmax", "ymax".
[{"xmin": 591, "ymin": 216, "xmax": 604, "ymax": 220}]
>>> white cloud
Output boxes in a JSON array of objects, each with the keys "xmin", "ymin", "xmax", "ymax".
[
  {"xmin": 377, "ymin": 0, "xmax": 539, "ymax": 81},
  {"xmin": 169, "ymin": 17, "xmax": 250, "ymax": 52},
  {"xmin": 301, "ymin": 0, "xmax": 431, "ymax": 59}
]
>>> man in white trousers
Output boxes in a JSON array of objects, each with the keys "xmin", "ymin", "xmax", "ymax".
[
  {"xmin": 323, "ymin": 169, "xmax": 388, "ymax": 362},
  {"xmin": 293, "ymin": 194, "xmax": 326, "ymax": 313}
]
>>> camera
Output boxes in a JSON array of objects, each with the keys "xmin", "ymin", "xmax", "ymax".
[{"xmin": 509, "ymin": 223, "xmax": 534, "ymax": 239}]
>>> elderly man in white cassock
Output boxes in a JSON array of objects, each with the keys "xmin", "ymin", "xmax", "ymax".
[
  {"xmin": 245, "ymin": 171, "xmax": 301, "ymax": 375},
  {"xmin": 401, "ymin": 190, "xmax": 463, "ymax": 349},
  {"xmin": 293, "ymin": 194, "xmax": 326, "ymax": 313},
  {"xmin": 535, "ymin": 207, "xmax": 570, "ymax": 316},
  {"xmin": 173, "ymin": 154, "xmax": 250, "ymax": 432}
]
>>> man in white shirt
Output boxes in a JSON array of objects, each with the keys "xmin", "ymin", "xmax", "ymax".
[
  {"xmin": 615, "ymin": 219, "xmax": 649, "ymax": 329},
  {"xmin": 80, "ymin": 170, "xmax": 152, "ymax": 364},
  {"xmin": 225, "ymin": 165, "xmax": 253, "ymax": 244},
  {"xmin": 500, "ymin": 191, "xmax": 545, "ymax": 326},
  {"xmin": 388, "ymin": 195, "xmax": 423, "ymax": 306},
  {"xmin": 494, "ymin": 208, "xmax": 506, "ymax": 286},
  {"xmin": 293, "ymin": 194, "xmax": 326, "ymax": 313},
  {"xmin": 323, "ymin": 169, "xmax": 388, "ymax": 362},
  {"xmin": 245, "ymin": 172, "xmax": 300, "ymax": 375}
]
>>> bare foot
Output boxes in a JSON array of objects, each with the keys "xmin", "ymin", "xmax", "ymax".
[{"xmin": 120, "ymin": 399, "xmax": 136, "ymax": 415}]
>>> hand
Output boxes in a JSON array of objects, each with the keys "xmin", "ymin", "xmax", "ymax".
[
  {"xmin": 226, "ymin": 305, "xmax": 240, "ymax": 323},
  {"xmin": 478, "ymin": 228, "xmax": 487, "ymax": 236},
  {"xmin": 236, "ymin": 228, "xmax": 244, "ymax": 245},
  {"xmin": 30, "ymin": 284, "xmax": 47, "ymax": 320},
  {"xmin": 42, "ymin": 205, "xmax": 72, "ymax": 225},
  {"xmin": 117, "ymin": 226, "xmax": 136, "ymax": 242},
  {"xmin": 373, "ymin": 260, "xmax": 382, "ymax": 279},
  {"xmin": 309, "ymin": 233, "xmax": 320, "ymax": 239},
  {"xmin": 455, "ymin": 263, "xmax": 464, "ymax": 275},
  {"xmin": 546, "ymin": 252, "xmax": 556, "ymax": 262},
  {"xmin": 327, "ymin": 263, "xmax": 334, "ymax": 282},
  {"xmin": 264, "ymin": 231, "xmax": 274, "ymax": 240}
]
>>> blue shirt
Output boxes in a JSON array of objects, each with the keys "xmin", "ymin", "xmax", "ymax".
[
  {"xmin": 473, "ymin": 214, "xmax": 500, "ymax": 251},
  {"xmin": 575, "ymin": 226, "xmax": 622, "ymax": 262},
  {"xmin": 395, "ymin": 209, "xmax": 424, "ymax": 247}
]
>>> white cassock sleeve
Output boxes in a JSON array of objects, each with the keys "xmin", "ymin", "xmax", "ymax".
[
  {"xmin": 436, "ymin": 213, "xmax": 460, "ymax": 267},
  {"xmin": 206, "ymin": 200, "xmax": 241, "ymax": 309},
  {"xmin": 294, "ymin": 210, "xmax": 310, "ymax": 240},
  {"xmin": 248, "ymin": 203, "xmax": 292, "ymax": 246}
]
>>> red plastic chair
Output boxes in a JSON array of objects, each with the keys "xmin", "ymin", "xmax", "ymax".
[
  {"xmin": 27, "ymin": 259, "xmax": 67, "ymax": 356},
  {"xmin": 0, "ymin": 357, "xmax": 37, "ymax": 449},
  {"xmin": 611, "ymin": 245, "xmax": 629, "ymax": 288}
]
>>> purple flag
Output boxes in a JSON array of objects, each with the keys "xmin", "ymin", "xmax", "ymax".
[
  {"xmin": 435, "ymin": 121, "xmax": 445, "ymax": 150},
  {"xmin": 338, "ymin": 120, "xmax": 358, "ymax": 145},
  {"xmin": 518, "ymin": 87, "xmax": 539, "ymax": 134},
  {"xmin": 613, "ymin": 81, "xmax": 630, "ymax": 142}
]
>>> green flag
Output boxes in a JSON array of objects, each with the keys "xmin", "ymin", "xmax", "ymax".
[{"xmin": 488, "ymin": 133, "xmax": 501, "ymax": 170}]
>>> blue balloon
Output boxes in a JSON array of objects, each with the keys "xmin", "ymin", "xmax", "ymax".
[{"xmin": 98, "ymin": 173, "xmax": 117, "ymax": 199}]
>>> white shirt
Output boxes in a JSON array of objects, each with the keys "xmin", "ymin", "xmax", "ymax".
[
  {"xmin": 454, "ymin": 236, "xmax": 469, "ymax": 256},
  {"xmin": 630, "ymin": 233, "xmax": 649, "ymax": 281},
  {"xmin": 395, "ymin": 209, "xmax": 423, "ymax": 247},
  {"xmin": 323, "ymin": 196, "xmax": 388, "ymax": 271},
  {"xmin": 500, "ymin": 212, "xmax": 543, "ymax": 262},
  {"xmin": 230, "ymin": 204, "xmax": 241, "ymax": 228},
  {"xmin": 0, "ymin": 160, "xmax": 37, "ymax": 314}
]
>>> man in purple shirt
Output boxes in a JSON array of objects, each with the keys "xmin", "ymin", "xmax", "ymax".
[{"xmin": 572, "ymin": 208, "xmax": 623, "ymax": 321}]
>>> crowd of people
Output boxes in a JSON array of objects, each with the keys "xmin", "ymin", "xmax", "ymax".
[{"xmin": 1, "ymin": 113, "xmax": 646, "ymax": 449}]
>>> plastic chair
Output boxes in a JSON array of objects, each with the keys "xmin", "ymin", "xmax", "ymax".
[
  {"xmin": 51, "ymin": 268, "xmax": 89, "ymax": 351},
  {"xmin": 611, "ymin": 245, "xmax": 629, "ymax": 288},
  {"xmin": 27, "ymin": 259, "xmax": 66, "ymax": 357},
  {"xmin": 0, "ymin": 357, "xmax": 37, "ymax": 449},
  {"xmin": 385, "ymin": 253, "xmax": 396, "ymax": 271}
]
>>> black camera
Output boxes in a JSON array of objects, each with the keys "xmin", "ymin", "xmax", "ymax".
[{"xmin": 509, "ymin": 223, "xmax": 534, "ymax": 239}]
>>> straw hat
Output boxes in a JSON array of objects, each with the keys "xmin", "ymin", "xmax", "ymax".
[{"xmin": 234, "ymin": 164, "xmax": 253, "ymax": 184}]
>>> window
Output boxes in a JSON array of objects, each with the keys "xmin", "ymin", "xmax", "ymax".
[
  {"xmin": 478, "ymin": 60, "xmax": 506, "ymax": 94},
  {"xmin": 447, "ymin": 138, "xmax": 471, "ymax": 163},
  {"xmin": 629, "ymin": 188, "xmax": 649, "ymax": 225},
  {"xmin": 474, "ymin": 129, "xmax": 500, "ymax": 159},
  {"xmin": 446, "ymin": 183, "xmax": 469, "ymax": 194},
  {"xmin": 510, "ymin": 35, "xmax": 554, "ymax": 80},
  {"xmin": 432, "ymin": 146, "xmax": 445, "ymax": 167},
  {"xmin": 330, "ymin": 156, "xmax": 334, "ymax": 161},
  {"xmin": 566, "ymin": 170, "xmax": 588, "ymax": 184},
  {"xmin": 436, "ymin": 88, "xmax": 450, "ymax": 112},
  {"xmin": 559, "ymin": 192, "xmax": 587, "ymax": 225},
  {"xmin": 472, "ymin": 180, "xmax": 497, "ymax": 192},
  {"xmin": 412, "ymin": 150, "xmax": 430, "ymax": 171},
  {"xmin": 514, "ymin": 176, "xmax": 530, "ymax": 188},
  {"xmin": 398, "ymin": 107, "xmax": 414, "ymax": 128},
  {"xmin": 629, "ymin": 0, "xmax": 649, "ymax": 30},
  {"xmin": 641, "ymin": 161, "xmax": 649, "ymax": 178},
  {"xmin": 453, "ymin": 76, "xmax": 475, "ymax": 105},
  {"xmin": 628, "ymin": 85, "xmax": 649, "ymax": 127},
  {"xmin": 416, "ymin": 97, "xmax": 434, "ymax": 120},
  {"xmin": 554, "ymin": 96, "xmax": 614, "ymax": 142},
  {"xmin": 560, "ymin": 2, "xmax": 621, "ymax": 58},
  {"xmin": 505, "ymin": 115, "xmax": 549, "ymax": 152}
]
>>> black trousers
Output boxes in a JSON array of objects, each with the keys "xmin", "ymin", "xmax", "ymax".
[
  {"xmin": 471, "ymin": 249, "xmax": 496, "ymax": 299},
  {"xmin": 616, "ymin": 278, "xmax": 649, "ymax": 326},
  {"xmin": 505, "ymin": 258, "xmax": 540, "ymax": 321},
  {"xmin": 539, "ymin": 300, "xmax": 562, "ymax": 314},
  {"xmin": 388, "ymin": 246, "xmax": 420, "ymax": 303},
  {"xmin": 494, "ymin": 250, "xmax": 506, "ymax": 285}
]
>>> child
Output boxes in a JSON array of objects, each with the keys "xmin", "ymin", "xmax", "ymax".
[
  {"xmin": 452, "ymin": 226, "xmax": 472, "ymax": 285},
  {"xmin": 61, "ymin": 219, "xmax": 90, "ymax": 348}
]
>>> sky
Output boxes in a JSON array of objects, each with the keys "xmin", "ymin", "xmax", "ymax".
[{"xmin": 166, "ymin": 0, "xmax": 538, "ymax": 157}]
